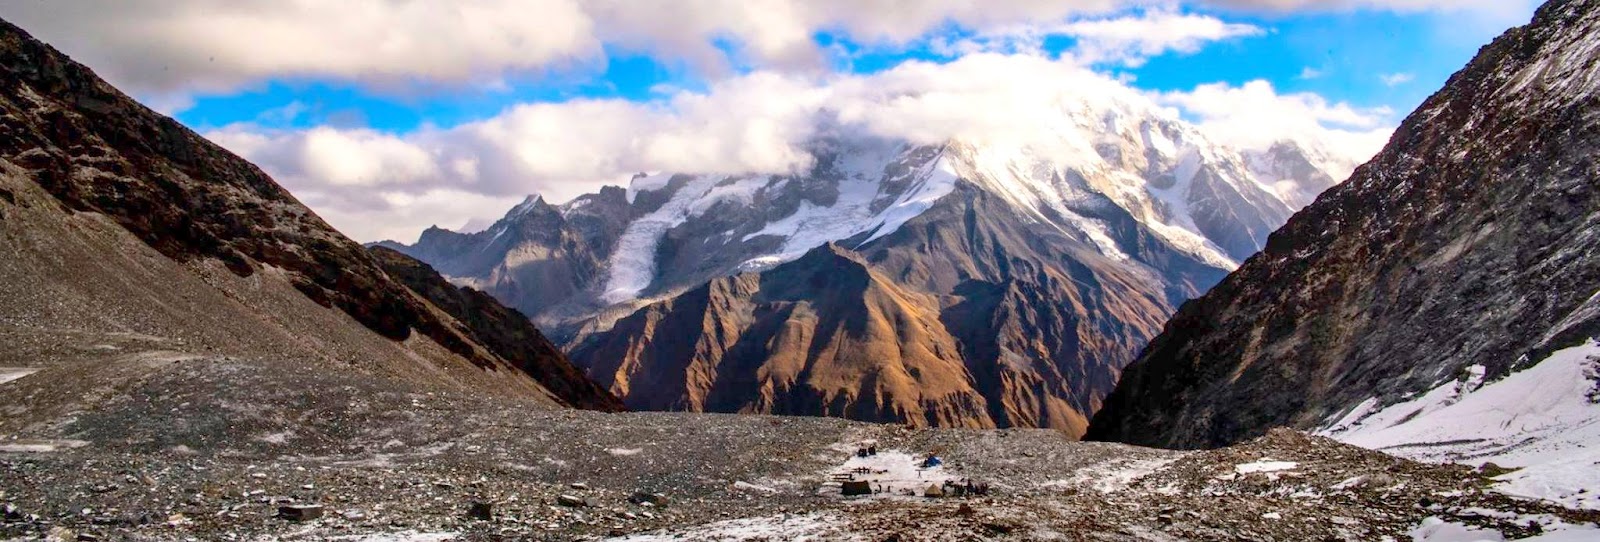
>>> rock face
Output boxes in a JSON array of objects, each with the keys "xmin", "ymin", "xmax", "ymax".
[
  {"xmin": 368, "ymin": 247, "xmax": 625, "ymax": 412},
  {"xmin": 574, "ymin": 243, "xmax": 996, "ymax": 428},
  {"xmin": 0, "ymin": 18, "xmax": 609, "ymax": 408},
  {"xmin": 384, "ymin": 73, "xmax": 1356, "ymax": 433},
  {"xmin": 1086, "ymin": 0, "xmax": 1600, "ymax": 448}
]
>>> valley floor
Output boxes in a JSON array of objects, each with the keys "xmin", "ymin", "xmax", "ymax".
[{"xmin": 1, "ymin": 332, "xmax": 1597, "ymax": 541}]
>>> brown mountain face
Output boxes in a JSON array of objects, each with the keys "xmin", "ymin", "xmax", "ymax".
[
  {"xmin": 0, "ymin": 18, "xmax": 610, "ymax": 409},
  {"xmin": 570, "ymin": 183, "xmax": 1229, "ymax": 435},
  {"xmin": 1087, "ymin": 0, "xmax": 1600, "ymax": 449},
  {"xmin": 859, "ymin": 185, "xmax": 1227, "ymax": 432},
  {"xmin": 572, "ymin": 243, "xmax": 994, "ymax": 428}
]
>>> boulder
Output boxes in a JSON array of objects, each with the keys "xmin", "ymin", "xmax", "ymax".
[
  {"xmin": 276, "ymin": 505, "xmax": 323, "ymax": 522},
  {"xmin": 841, "ymin": 481, "xmax": 872, "ymax": 496},
  {"xmin": 628, "ymin": 492, "xmax": 669, "ymax": 507}
]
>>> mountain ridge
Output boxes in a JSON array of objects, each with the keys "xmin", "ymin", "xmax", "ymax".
[
  {"xmin": 0, "ymin": 16, "xmax": 618, "ymax": 411},
  {"xmin": 1086, "ymin": 0, "xmax": 1600, "ymax": 448},
  {"xmin": 384, "ymin": 91, "xmax": 1357, "ymax": 431}
]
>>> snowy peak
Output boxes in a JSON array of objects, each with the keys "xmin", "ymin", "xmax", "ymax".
[{"xmin": 392, "ymin": 76, "xmax": 1352, "ymax": 345}]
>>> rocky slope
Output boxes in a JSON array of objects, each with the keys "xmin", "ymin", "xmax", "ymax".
[
  {"xmin": 1087, "ymin": 0, "xmax": 1600, "ymax": 449},
  {"xmin": 368, "ymin": 247, "xmax": 625, "ymax": 412},
  {"xmin": 0, "ymin": 18, "xmax": 613, "ymax": 409},
  {"xmin": 385, "ymin": 83, "xmax": 1353, "ymax": 432}
]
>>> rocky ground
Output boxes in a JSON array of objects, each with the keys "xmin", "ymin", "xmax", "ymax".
[{"xmin": 2, "ymin": 342, "xmax": 1598, "ymax": 542}]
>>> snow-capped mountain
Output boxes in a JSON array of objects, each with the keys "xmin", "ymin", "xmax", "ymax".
[
  {"xmin": 380, "ymin": 73, "xmax": 1354, "ymax": 433},
  {"xmin": 1088, "ymin": 0, "xmax": 1600, "ymax": 466}
]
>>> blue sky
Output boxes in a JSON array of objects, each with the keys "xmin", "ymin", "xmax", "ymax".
[
  {"xmin": 0, "ymin": 0, "xmax": 1540, "ymax": 241},
  {"xmin": 164, "ymin": 6, "xmax": 1522, "ymax": 134}
]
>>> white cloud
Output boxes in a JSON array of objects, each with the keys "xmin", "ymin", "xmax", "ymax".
[
  {"xmin": 0, "ymin": 0, "xmax": 1530, "ymax": 102},
  {"xmin": 1156, "ymin": 79, "xmax": 1394, "ymax": 175},
  {"xmin": 206, "ymin": 55, "xmax": 1391, "ymax": 242},
  {"xmin": 0, "ymin": 0, "xmax": 1124, "ymax": 98},
  {"xmin": 1299, "ymin": 66, "xmax": 1325, "ymax": 79},
  {"xmin": 1206, "ymin": 0, "xmax": 1532, "ymax": 13},
  {"xmin": 1059, "ymin": 11, "xmax": 1265, "ymax": 65},
  {"xmin": 940, "ymin": 11, "xmax": 1264, "ymax": 66},
  {"xmin": 1380, "ymin": 72, "xmax": 1416, "ymax": 86}
]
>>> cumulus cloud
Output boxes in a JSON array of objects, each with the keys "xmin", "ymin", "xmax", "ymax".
[
  {"xmin": 935, "ymin": 11, "xmax": 1264, "ymax": 66},
  {"xmin": 1156, "ymin": 79, "xmax": 1394, "ymax": 175},
  {"xmin": 205, "ymin": 55, "xmax": 1392, "ymax": 242},
  {"xmin": 1206, "ymin": 0, "xmax": 1530, "ymax": 11},
  {"xmin": 1, "ymin": 0, "xmax": 1529, "ymax": 100},
  {"xmin": 1057, "ymin": 11, "xmax": 1265, "ymax": 65},
  {"xmin": 1380, "ymin": 72, "xmax": 1416, "ymax": 86},
  {"xmin": 0, "ymin": 0, "xmax": 1125, "ymax": 98}
]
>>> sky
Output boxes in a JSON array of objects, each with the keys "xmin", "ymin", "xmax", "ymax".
[{"xmin": 0, "ymin": 0, "xmax": 1541, "ymax": 242}]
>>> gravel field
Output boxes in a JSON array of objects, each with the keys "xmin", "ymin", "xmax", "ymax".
[{"xmin": 2, "ymin": 337, "xmax": 1597, "ymax": 541}]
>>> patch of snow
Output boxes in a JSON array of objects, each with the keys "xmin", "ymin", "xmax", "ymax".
[
  {"xmin": 1409, "ymin": 517, "xmax": 1506, "ymax": 541},
  {"xmin": 857, "ymin": 155, "xmax": 959, "ymax": 245},
  {"xmin": 606, "ymin": 447, "xmax": 643, "ymax": 456},
  {"xmin": 1325, "ymin": 339, "xmax": 1600, "ymax": 510},
  {"xmin": 602, "ymin": 175, "xmax": 722, "ymax": 303},
  {"xmin": 0, "ymin": 439, "xmax": 90, "ymax": 453},
  {"xmin": 601, "ymin": 512, "xmax": 840, "ymax": 541},
  {"xmin": 1048, "ymin": 456, "xmax": 1180, "ymax": 494},
  {"xmin": 1235, "ymin": 460, "xmax": 1299, "ymax": 474},
  {"xmin": 738, "ymin": 145, "xmax": 949, "ymax": 271},
  {"xmin": 320, "ymin": 532, "xmax": 460, "ymax": 542},
  {"xmin": 730, "ymin": 481, "xmax": 778, "ymax": 494},
  {"xmin": 256, "ymin": 431, "xmax": 294, "ymax": 445},
  {"xmin": 1409, "ymin": 515, "xmax": 1600, "ymax": 542},
  {"xmin": 0, "ymin": 367, "xmax": 39, "ymax": 385},
  {"xmin": 687, "ymin": 177, "xmax": 766, "ymax": 218}
]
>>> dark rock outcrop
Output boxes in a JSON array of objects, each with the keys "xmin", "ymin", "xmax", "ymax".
[{"xmin": 1087, "ymin": 0, "xmax": 1600, "ymax": 448}]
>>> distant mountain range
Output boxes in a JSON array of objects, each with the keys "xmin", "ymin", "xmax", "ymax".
[{"xmin": 379, "ymin": 86, "xmax": 1355, "ymax": 434}]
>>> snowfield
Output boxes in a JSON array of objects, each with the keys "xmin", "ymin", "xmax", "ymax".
[{"xmin": 1323, "ymin": 338, "xmax": 1600, "ymax": 510}]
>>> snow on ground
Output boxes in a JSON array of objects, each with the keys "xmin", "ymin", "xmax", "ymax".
[
  {"xmin": 0, "ymin": 367, "xmax": 39, "ymax": 385},
  {"xmin": 1234, "ymin": 460, "xmax": 1299, "ymax": 475},
  {"xmin": 1043, "ymin": 456, "xmax": 1182, "ymax": 494},
  {"xmin": 819, "ymin": 447, "xmax": 959, "ymax": 499},
  {"xmin": 322, "ymin": 531, "xmax": 460, "ymax": 542},
  {"xmin": 253, "ymin": 529, "xmax": 461, "ymax": 542},
  {"xmin": 0, "ymin": 439, "xmax": 89, "ymax": 453},
  {"xmin": 600, "ymin": 512, "xmax": 841, "ymax": 542},
  {"xmin": 1323, "ymin": 339, "xmax": 1600, "ymax": 510},
  {"xmin": 1409, "ymin": 515, "xmax": 1600, "ymax": 541}
]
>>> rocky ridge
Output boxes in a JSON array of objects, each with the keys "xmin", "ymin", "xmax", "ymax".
[
  {"xmin": 1087, "ymin": 0, "xmax": 1600, "ymax": 448},
  {"xmin": 0, "ymin": 18, "xmax": 615, "ymax": 409}
]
